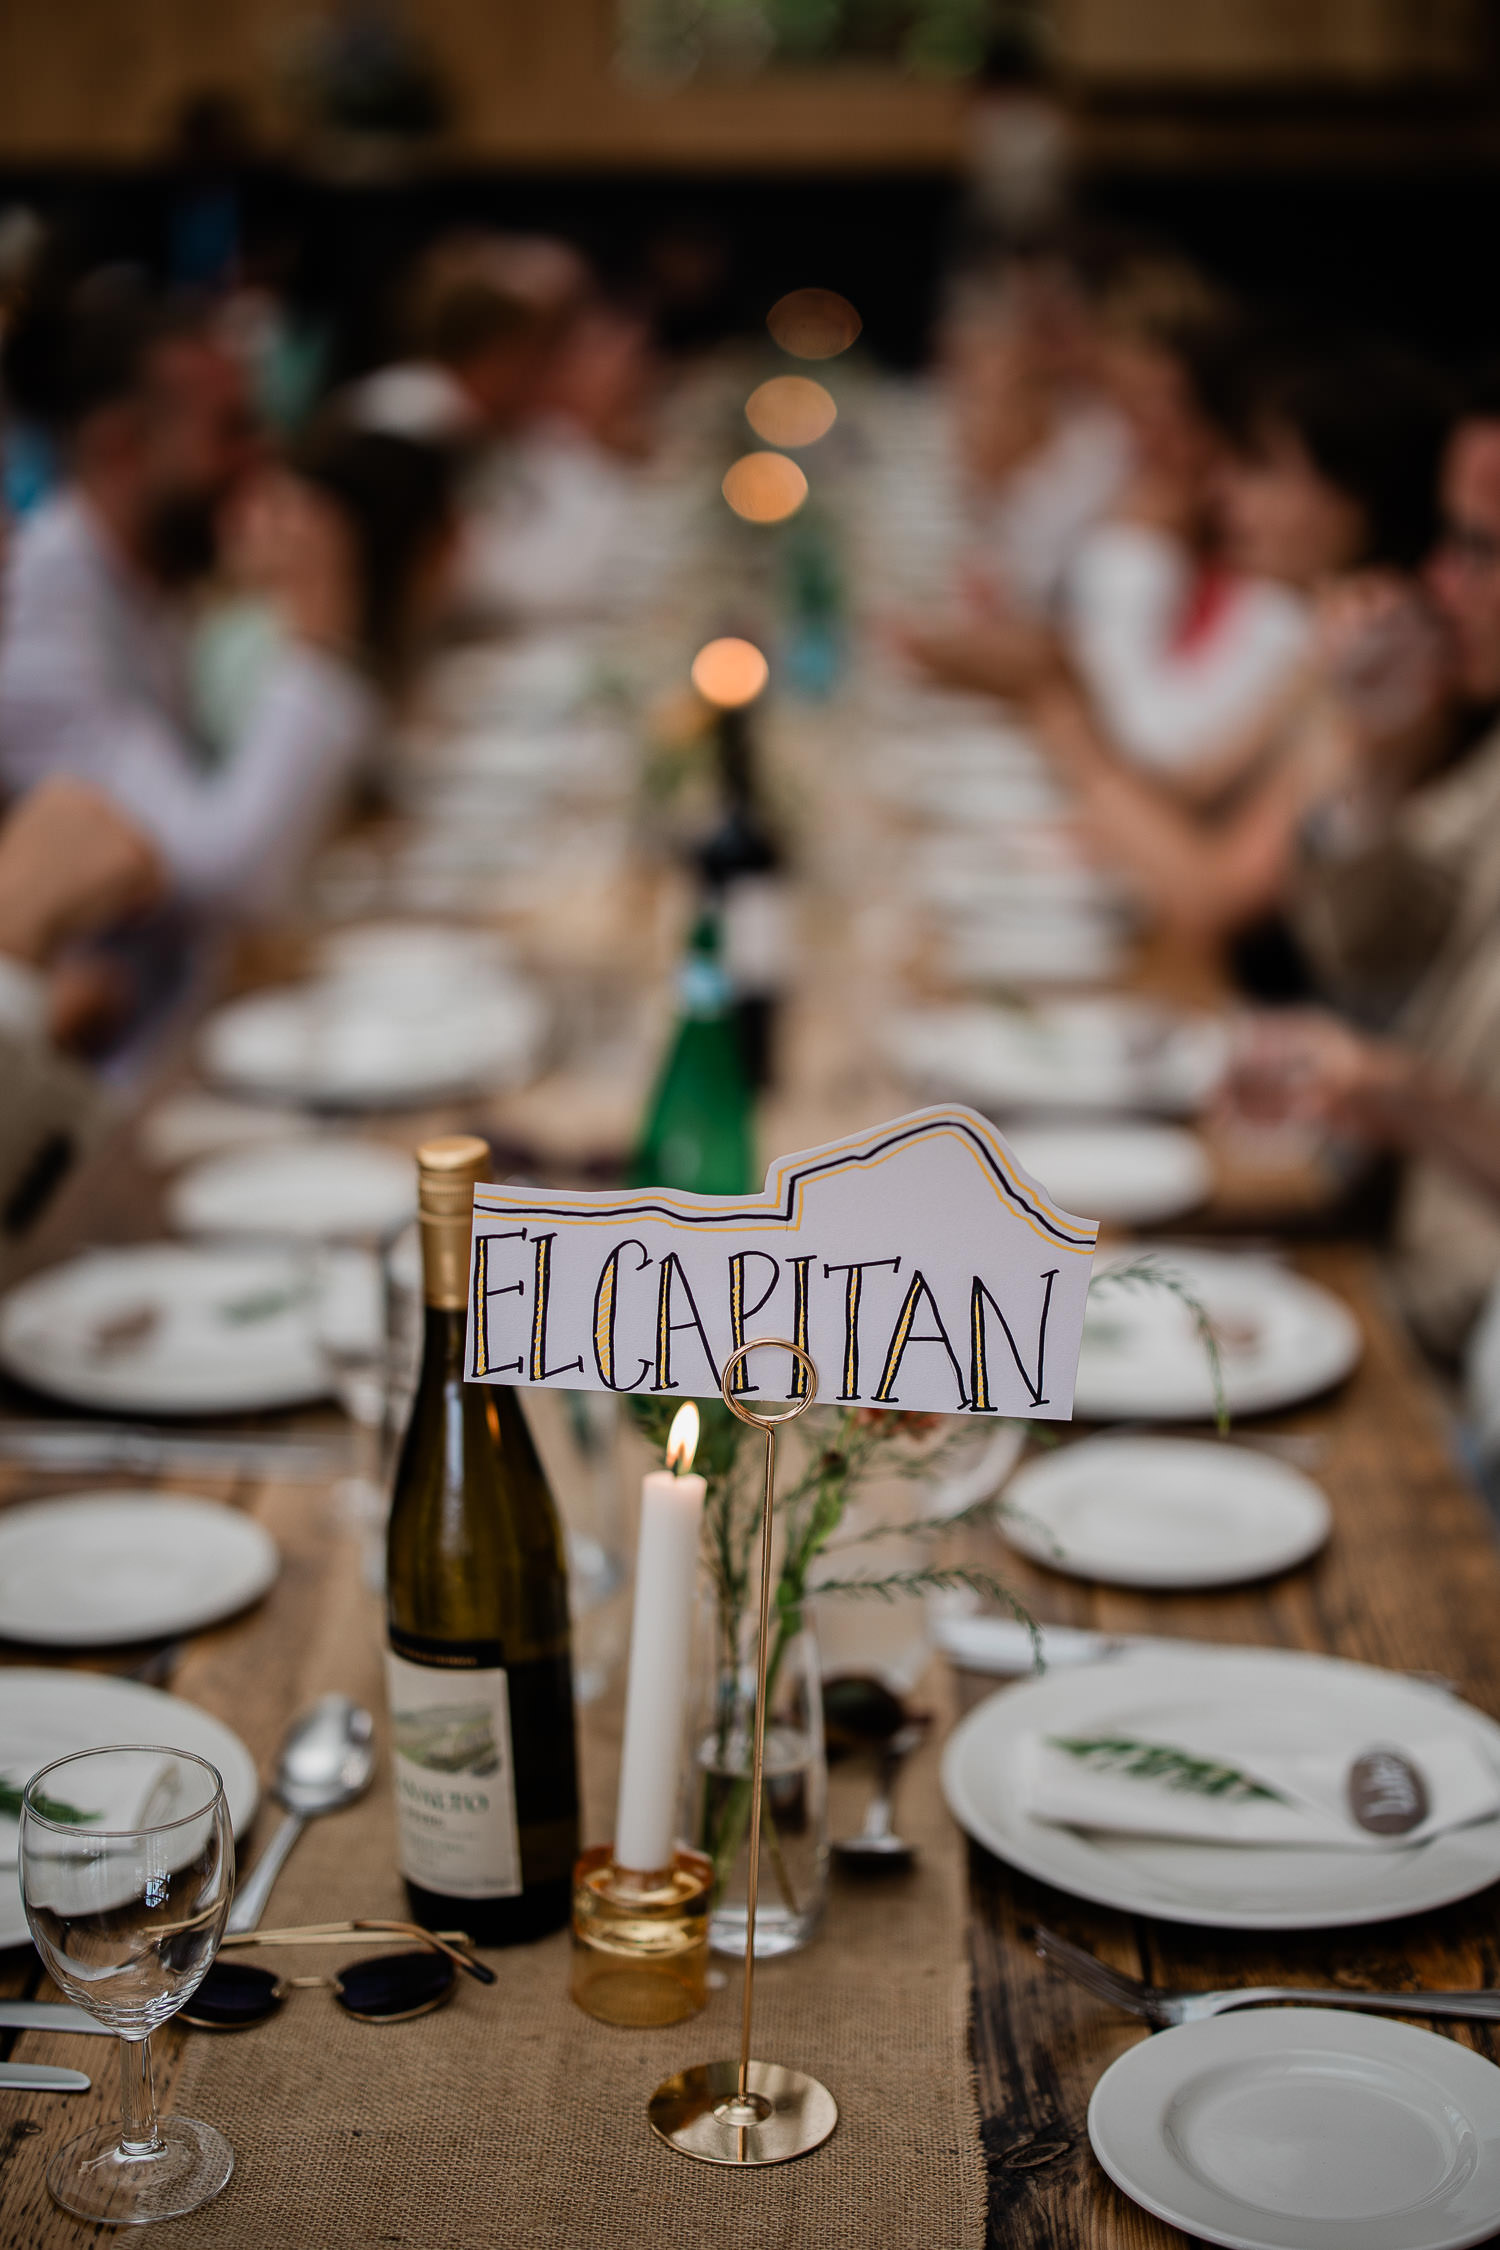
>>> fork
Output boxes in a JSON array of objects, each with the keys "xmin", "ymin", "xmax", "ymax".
[{"xmin": 1033, "ymin": 1925, "xmax": 1500, "ymax": 2026}]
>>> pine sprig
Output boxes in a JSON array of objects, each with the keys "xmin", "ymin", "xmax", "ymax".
[
  {"xmin": 822, "ymin": 1486, "xmax": 1008, "ymax": 1552},
  {"xmin": 0, "ymin": 1778, "xmax": 99, "ymax": 1825},
  {"xmin": 1046, "ymin": 1733, "xmax": 1284, "ymax": 1802},
  {"xmin": 812, "ymin": 1567, "xmax": 1043, "ymax": 1667},
  {"xmin": 1092, "ymin": 1255, "xmax": 1230, "ymax": 1434}
]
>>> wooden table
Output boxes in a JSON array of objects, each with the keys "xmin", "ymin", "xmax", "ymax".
[
  {"xmin": 967, "ymin": 1242, "xmax": 1500, "ymax": 2248},
  {"xmin": 1, "ymin": 768, "xmax": 1498, "ymax": 2244},
  {"xmin": 4, "ymin": 1195, "xmax": 1498, "ymax": 2249}
]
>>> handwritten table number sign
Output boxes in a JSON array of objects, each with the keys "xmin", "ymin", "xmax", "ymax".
[{"xmin": 464, "ymin": 1106, "xmax": 1098, "ymax": 1420}]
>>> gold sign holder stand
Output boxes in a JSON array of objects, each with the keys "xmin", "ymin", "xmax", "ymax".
[{"xmin": 647, "ymin": 1338, "xmax": 838, "ymax": 2167}]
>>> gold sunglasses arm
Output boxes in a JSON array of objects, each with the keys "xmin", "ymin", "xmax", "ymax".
[{"xmin": 219, "ymin": 1918, "xmax": 496, "ymax": 1986}]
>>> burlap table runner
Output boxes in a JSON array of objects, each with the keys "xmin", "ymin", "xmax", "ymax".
[{"xmin": 168, "ymin": 1548, "xmax": 987, "ymax": 2249}]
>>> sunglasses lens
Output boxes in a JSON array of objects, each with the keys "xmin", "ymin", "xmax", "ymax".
[
  {"xmin": 181, "ymin": 1961, "xmax": 282, "ymax": 2029},
  {"xmin": 335, "ymin": 1950, "xmax": 456, "ymax": 2021}
]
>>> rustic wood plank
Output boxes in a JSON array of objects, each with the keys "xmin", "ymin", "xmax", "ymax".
[{"xmin": 968, "ymin": 1243, "xmax": 1500, "ymax": 2247}]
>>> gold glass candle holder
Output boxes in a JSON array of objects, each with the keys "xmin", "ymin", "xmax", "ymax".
[{"xmin": 570, "ymin": 1847, "xmax": 713, "ymax": 2028}]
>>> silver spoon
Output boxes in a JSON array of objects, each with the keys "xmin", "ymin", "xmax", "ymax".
[
  {"xmin": 226, "ymin": 1694, "xmax": 375, "ymax": 1933},
  {"xmin": 832, "ymin": 1722, "xmax": 924, "ymax": 1872}
]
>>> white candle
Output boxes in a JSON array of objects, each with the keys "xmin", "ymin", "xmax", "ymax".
[{"xmin": 614, "ymin": 1404, "xmax": 705, "ymax": 1876}]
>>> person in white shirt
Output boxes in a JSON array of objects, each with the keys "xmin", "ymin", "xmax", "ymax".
[
  {"xmin": 0, "ymin": 776, "xmax": 162, "ymax": 1259},
  {"xmin": 348, "ymin": 235, "xmax": 656, "ymax": 625},
  {"xmin": 0, "ymin": 276, "xmax": 375, "ymax": 919},
  {"xmin": 345, "ymin": 234, "xmax": 574, "ymax": 447},
  {"xmin": 909, "ymin": 261, "xmax": 1314, "ymax": 785}
]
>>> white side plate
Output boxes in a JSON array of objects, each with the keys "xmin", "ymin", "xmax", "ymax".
[
  {"xmin": 1089, "ymin": 2008, "xmax": 1500, "ymax": 2250},
  {"xmin": 0, "ymin": 1494, "xmax": 279, "ymax": 1646},
  {"xmin": 1000, "ymin": 1435, "xmax": 1330, "ymax": 1588}
]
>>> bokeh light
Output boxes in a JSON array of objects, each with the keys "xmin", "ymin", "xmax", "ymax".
[
  {"xmin": 745, "ymin": 375, "xmax": 838, "ymax": 448},
  {"xmin": 691, "ymin": 638, "xmax": 770, "ymax": 708},
  {"xmin": 721, "ymin": 450, "xmax": 809, "ymax": 524},
  {"xmin": 766, "ymin": 288, "xmax": 862, "ymax": 360}
]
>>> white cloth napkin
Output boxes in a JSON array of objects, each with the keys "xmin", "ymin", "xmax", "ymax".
[{"xmin": 1021, "ymin": 1719, "xmax": 1500, "ymax": 1851}]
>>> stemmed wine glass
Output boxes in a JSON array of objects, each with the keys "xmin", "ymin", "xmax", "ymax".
[{"xmin": 21, "ymin": 1745, "xmax": 236, "ymax": 2225}]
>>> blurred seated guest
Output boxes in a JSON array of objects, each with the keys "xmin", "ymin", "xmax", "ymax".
[
  {"xmin": 195, "ymin": 421, "xmax": 457, "ymax": 755},
  {"xmin": 460, "ymin": 293, "xmax": 661, "ymax": 622},
  {"xmin": 1060, "ymin": 270, "xmax": 1312, "ymax": 781},
  {"xmin": 974, "ymin": 330, "xmax": 1452, "ymax": 958},
  {"xmin": 349, "ymin": 230, "xmax": 645, "ymax": 621},
  {"xmin": 1229, "ymin": 377, "xmax": 1500, "ymax": 1357},
  {"xmin": 906, "ymin": 263, "xmax": 1314, "ymax": 785},
  {"xmin": 1226, "ymin": 992, "xmax": 1500, "ymax": 1364},
  {"xmin": 0, "ymin": 273, "xmax": 380, "ymax": 920},
  {"xmin": 1291, "ymin": 375, "xmax": 1500, "ymax": 1025},
  {"xmin": 347, "ymin": 231, "xmax": 577, "ymax": 445},
  {"xmin": 940, "ymin": 254, "xmax": 1131, "ymax": 617},
  {"xmin": 0, "ymin": 778, "xmax": 161, "ymax": 1253}
]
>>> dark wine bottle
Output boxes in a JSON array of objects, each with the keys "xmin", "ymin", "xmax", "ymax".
[
  {"xmin": 698, "ymin": 704, "xmax": 789, "ymax": 1091},
  {"xmin": 385, "ymin": 1135, "xmax": 579, "ymax": 1945}
]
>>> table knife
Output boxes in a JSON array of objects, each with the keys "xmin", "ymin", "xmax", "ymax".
[
  {"xmin": 0, "ymin": 2001, "xmax": 110, "ymax": 2036},
  {"xmin": 934, "ymin": 1615, "xmax": 1138, "ymax": 1674},
  {"xmin": 934, "ymin": 1616, "xmax": 1460, "ymax": 1697},
  {"xmin": 0, "ymin": 1422, "xmax": 347, "ymax": 1482},
  {"xmin": 0, "ymin": 2062, "xmax": 90, "ymax": 2091}
]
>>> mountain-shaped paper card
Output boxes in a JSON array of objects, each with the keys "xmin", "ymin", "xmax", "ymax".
[{"xmin": 463, "ymin": 1105, "xmax": 1098, "ymax": 1421}]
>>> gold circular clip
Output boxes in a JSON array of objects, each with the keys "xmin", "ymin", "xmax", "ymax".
[{"xmin": 719, "ymin": 1337, "xmax": 818, "ymax": 1430}]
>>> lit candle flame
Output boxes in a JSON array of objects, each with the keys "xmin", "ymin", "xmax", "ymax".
[{"xmin": 666, "ymin": 1401, "xmax": 700, "ymax": 1475}]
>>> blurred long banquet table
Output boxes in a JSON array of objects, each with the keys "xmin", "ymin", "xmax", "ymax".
[{"xmin": 5, "ymin": 421, "xmax": 1500, "ymax": 2242}]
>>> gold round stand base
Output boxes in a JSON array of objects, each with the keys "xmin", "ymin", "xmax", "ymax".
[{"xmin": 648, "ymin": 2059, "xmax": 837, "ymax": 2166}]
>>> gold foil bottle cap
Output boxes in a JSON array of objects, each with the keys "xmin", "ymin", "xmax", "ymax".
[{"xmin": 416, "ymin": 1135, "xmax": 489, "ymax": 1306}]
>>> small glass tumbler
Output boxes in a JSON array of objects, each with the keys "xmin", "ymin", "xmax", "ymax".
[
  {"xmin": 570, "ymin": 1845, "xmax": 712, "ymax": 2027},
  {"xmin": 21, "ymin": 1745, "xmax": 236, "ymax": 2226}
]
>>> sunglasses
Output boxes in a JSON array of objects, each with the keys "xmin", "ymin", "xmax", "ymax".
[{"xmin": 181, "ymin": 1918, "xmax": 494, "ymax": 2032}]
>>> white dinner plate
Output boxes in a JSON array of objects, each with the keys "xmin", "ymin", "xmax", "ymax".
[
  {"xmin": 0, "ymin": 1243, "xmax": 329, "ymax": 1416},
  {"xmin": 1003, "ymin": 1121, "xmax": 1212, "ymax": 1228},
  {"xmin": 941, "ymin": 1645, "xmax": 1500, "ymax": 1929},
  {"xmin": 1000, "ymin": 1435, "xmax": 1330, "ymax": 1588},
  {"xmin": 0, "ymin": 1669, "xmax": 259, "ymax": 1951},
  {"xmin": 201, "ymin": 972, "xmax": 546, "ymax": 1110},
  {"xmin": 168, "ymin": 1138, "xmax": 415, "ymax": 1242},
  {"xmin": 1078, "ymin": 1247, "xmax": 1362, "ymax": 1421},
  {"xmin": 310, "ymin": 919, "xmax": 515, "ymax": 993},
  {"xmin": 883, "ymin": 996, "xmax": 1229, "ymax": 1115},
  {"xmin": 0, "ymin": 1493, "xmax": 279, "ymax": 1646},
  {"xmin": 1089, "ymin": 2009, "xmax": 1500, "ymax": 2250}
]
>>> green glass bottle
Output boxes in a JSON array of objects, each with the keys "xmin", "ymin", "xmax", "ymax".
[
  {"xmin": 630, "ymin": 910, "xmax": 756, "ymax": 1195},
  {"xmin": 385, "ymin": 1135, "xmax": 580, "ymax": 1945}
]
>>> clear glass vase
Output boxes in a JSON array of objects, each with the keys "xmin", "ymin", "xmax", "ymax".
[{"xmin": 686, "ymin": 1598, "xmax": 828, "ymax": 1958}]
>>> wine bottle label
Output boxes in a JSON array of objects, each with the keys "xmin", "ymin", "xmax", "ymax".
[
  {"xmin": 723, "ymin": 874, "xmax": 790, "ymax": 993},
  {"xmin": 385, "ymin": 1652, "xmax": 523, "ymax": 1899}
]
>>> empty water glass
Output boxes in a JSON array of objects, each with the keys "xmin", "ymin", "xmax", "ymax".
[{"xmin": 21, "ymin": 1745, "xmax": 235, "ymax": 2225}]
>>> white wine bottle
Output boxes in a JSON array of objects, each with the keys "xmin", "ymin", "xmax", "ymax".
[{"xmin": 385, "ymin": 1135, "xmax": 579, "ymax": 1944}]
